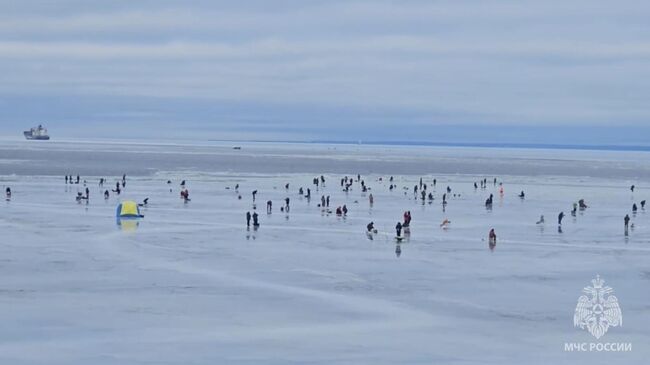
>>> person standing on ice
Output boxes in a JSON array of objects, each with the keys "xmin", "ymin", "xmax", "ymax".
[
  {"xmin": 632, "ymin": 203, "xmax": 638, "ymax": 213},
  {"xmin": 285, "ymin": 197, "xmax": 290, "ymax": 212},
  {"xmin": 558, "ymin": 211, "xmax": 565, "ymax": 225},
  {"xmin": 246, "ymin": 211, "xmax": 251, "ymax": 227},
  {"xmin": 252, "ymin": 212, "xmax": 259, "ymax": 227},
  {"xmin": 631, "ymin": 185, "xmax": 635, "ymax": 192},
  {"xmin": 624, "ymin": 214, "xmax": 630, "ymax": 230},
  {"xmin": 369, "ymin": 193, "xmax": 374, "ymax": 205},
  {"xmin": 489, "ymin": 229, "xmax": 497, "ymax": 244},
  {"xmin": 252, "ymin": 190, "xmax": 258, "ymax": 202},
  {"xmin": 395, "ymin": 222, "xmax": 403, "ymax": 237},
  {"xmin": 641, "ymin": 200, "xmax": 646, "ymax": 209},
  {"xmin": 5, "ymin": 187, "xmax": 11, "ymax": 199},
  {"xmin": 536, "ymin": 215, "xmax": 544, "ymax": 224},
  {"xmin": 104, "ymin": 190, "xmax": 109, "ymax": 199},
  {"xmin": 266, "ymin": 200, "xmax": 272, "ymax": 213}
]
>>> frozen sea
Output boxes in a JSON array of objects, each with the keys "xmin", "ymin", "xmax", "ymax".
[{"xmin": 1, "ymin": 139, "xmax": 649, "ymax": 364}]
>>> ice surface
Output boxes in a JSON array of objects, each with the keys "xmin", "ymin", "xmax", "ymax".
[{"xmin": 0, "ymin": 141, "xmax": 649, "ymax": 364}]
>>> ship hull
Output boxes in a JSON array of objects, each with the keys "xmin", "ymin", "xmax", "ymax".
[{"xmin": 24, "ymin": 132, "xmax": 50, "ymax": 140}]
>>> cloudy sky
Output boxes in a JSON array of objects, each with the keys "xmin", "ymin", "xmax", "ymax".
[{"xmin": 1, "ymin": 0, "xmax": 649, "ymax": 144}]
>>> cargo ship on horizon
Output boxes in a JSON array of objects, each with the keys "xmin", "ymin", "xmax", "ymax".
[{"xmin": 24, "ymin": 125, "xmax": 50, "ymax": 140}]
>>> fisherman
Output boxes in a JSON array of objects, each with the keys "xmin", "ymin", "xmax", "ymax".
[
  {"xmin": 489, "ymin": 229, "xmax": 497, "ymax": 244},
  {"xmin": 642, "ymin": 200, "xmax": 646, "ymax": 209},
  {"xmin": 578, "ymin": 199, "xmax": 588, "ymax": 209},
  {"xmin": 631, "ymin": 185, "xmax": 635, "ymax": 192},
  {"xmin": 285, "ymin": 197, "xmax": 290, "ymax": 212},
  {"xmin": 252, "ymin": 212, "xmax": 259, "ymax": 228},
  {"xmin": 252, "ymin": 190, "xmax": 258, "ymax": 202},
  {"xmin": 104, "ymin": 190, "xmax": 109, "ymax": 199},
  {"xmin": 536, "ymin": 215, "xmax": 545, "ymax": 224},
  {"xmin": 558, "ymin": 211, "xmax": 565, "ymax": 225},
  {"xmin": 285, "ymin": 183, "xmax": 289, "ymax": 190},
  {"xmin": 485, "ymin": 193, "xmax": 493, "ymax": 207},
  {"xmin": 246, "ymin": 211, "xmax": 251, "ymax": 227},
  {"xmin": 321, "ymin": 195, "xmax": 326, "ymax": 207},
  {"xmin": 632, "ymin": 203, "xmax": 638, "ymax": 213},
  {"xmin": 305, "ymin": 188, "xmax": 311, "ymax": 199},
  {"xmin": 519, "ymin": 191, "xmax": 525, "ymax": 198},
  {"xmin": 76, "ymin": 175, "xmax": 80, "ymax": 184},
  {"xmin": 65, "ymin": 176, "xmax": 69, "ymax": 184},
  {"xmin": 235, "ymin": 184, "xmax": 239, "ymax": 191},
  {"xmin": 367, "ymin": 222, "xmax": 375, "ymax": 233},
  {"xmin": 85, "ymin": 187, "xmax": 90, "ymax": 200},
  {"xmin": 266, "ymin": 200, "xmax": 272, "ymax": 213},
  {"xmin": 433, "ymin": 179, "xmax": 437, "ymax": 187},
  {"xmin": 138, "ymin": 198, "xmax": 149, "ymax": 207},
  {"xmin": 395, "ymin": 222, "xmax": 403, "ymax": 237},
  {"xmin": 369, "ymin": 193, "xmax": 374, "ymax": 205},
  {"xmin": 5, "ymin": 187, "xmax": 11, "ymax": 199},
  {"xmin": 474, "ymin": 182, "xmax": 478, "ymax": 189},
  {"xmin": 326, "ymin": 196, "xmax": 330, "ymax": 207},
  {"xmin": 299, "ymin": 187, "xmax": 304, "ymax": 195},
  {"xmin": 342, "ymin": 205, "xmax": 348, "ymax": 215},
  {"xmin": 336, "ymin": 206, "xmax": 343, "ymax": 215},
  {"xmin": 624, "ymin": 214, "xmax": 630, "ymax": 229}
]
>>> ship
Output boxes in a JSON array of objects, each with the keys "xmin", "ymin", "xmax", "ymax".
[{"xmin": 23, "ymin": 125, "xmax": 50, "ymax": 140}]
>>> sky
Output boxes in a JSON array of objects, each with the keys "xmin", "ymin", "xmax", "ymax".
[{"xmin": 1, "ymin": 0, "xmax": 649, "ymax": 144}]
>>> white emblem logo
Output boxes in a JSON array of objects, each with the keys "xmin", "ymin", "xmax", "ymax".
[{"xmin": 574, "ymin": 275, "xmax": 622, "ymax": 339}]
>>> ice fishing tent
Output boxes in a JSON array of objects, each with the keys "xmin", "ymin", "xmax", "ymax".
[{"xmin": 116, "ymin": 200, "xmax": 143, "ymax": 219}]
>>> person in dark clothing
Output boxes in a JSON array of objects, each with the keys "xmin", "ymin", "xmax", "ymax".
[
  {"xmin": 76, "ymin": 175, "xmax": 80, "ymax": 184},
  {"xmin": 252, "ymin": 212, "xmax": 259, "ymax": 227},
  {"xmin": 246, "ymin": 211, "xmax": 251, "ymax": 227},
  {"xmin": 65, "ymin": 176, "xmax": 69, "ymax": 184},
  {"xmin": 266, "ymin": 200, "xmax": 272, "ymax": 213},
  {"xmin": 104, "ymin": 190, "xmax": 109, "ymax": 199},
  {"xmin": 632, "ymin": 203, "xmax": 638, "ymax": 213},
  {"xmin": 519, "ymin": 191, "xmax": 525, "ymax": 198},
  {"xmin": 558, "ymin": 211, "xmax": 565, "ymax": 225},
  {"xmin": 489, "ymin": 229, "xmax": 497, "ymax": 244},
  {"xmin": 641, "ymin": 200, "xmax": 646, "ymax": 209},
  {"xmin": 342, "ymin": 205, "xmax": 348, "ymax": 215},
  {"xmin": 624, "ymin": 214, "xmax": 630, "ymax": 229},
  {"xmin": 5, "ymin": 187, "xmax": 11, "ymax": 199},
  {"xmin": 631, "ymin": 185, "xmax": 635, "ymax": 192},
  {"xmin": 395, "ymin": 222, "xmax": 403, "ymax": 237},
  {"xmin": 285, "ymin": 197, "xmax": 290, "ymax": 212},
  {"xmin": 252, "ymin": 190, "xmax": 258, "ymax": 202},
  {"xmin": 367, "ymin": 222, "xmax": 375, "ymax": 233}
]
